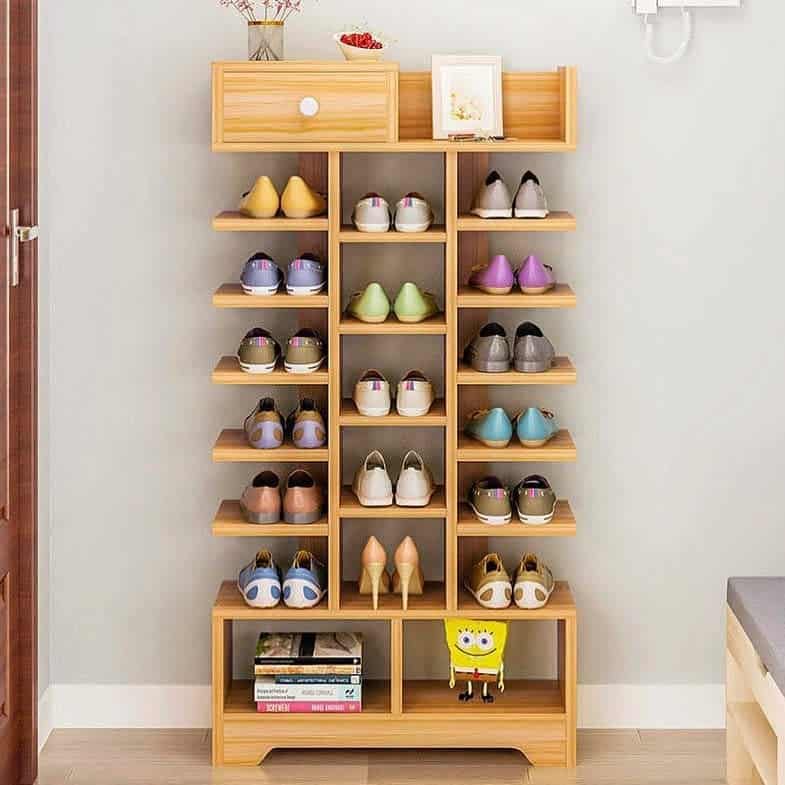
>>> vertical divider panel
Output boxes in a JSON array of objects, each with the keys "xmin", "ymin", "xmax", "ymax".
[
  {"xmin": 445, "ymin": 152, "xmax": 458, "ymax": 611},
  {"xmin": 557, "ymin": 616, "xmax": 577, "ymax": 766},
  {"xmin": 328, "ymin": 151, "xmax": 342, "ymax": 611},
  {"xmin": 390, "ymin": 619, "xmax": 404, "ymax": 714},
  {"xmin": 211, "ymin": 616, "xmax": 232, "ymax": 765}
]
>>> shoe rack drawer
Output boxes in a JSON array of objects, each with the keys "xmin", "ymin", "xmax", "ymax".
[{"xmin": 212, "ymin": 62, "xmax": 399, "ymax": 147}]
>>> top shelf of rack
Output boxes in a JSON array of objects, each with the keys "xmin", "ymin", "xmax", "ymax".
[{"xmin": 212, "ymin": 62, "xmax": 577, "ymax": 153}]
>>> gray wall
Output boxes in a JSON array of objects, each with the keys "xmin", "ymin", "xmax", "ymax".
[{"xmin": 39, "ymin": 0, "xmax": 785, "ymax": 688}]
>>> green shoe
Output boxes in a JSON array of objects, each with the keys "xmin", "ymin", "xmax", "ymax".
[
  {"xmin": 392, "ymin": 282, "xmax": 439, "ymax": 324},
  {"xmin": 347, "ymin": 282, "xmax": 391, "ymax": 324}
]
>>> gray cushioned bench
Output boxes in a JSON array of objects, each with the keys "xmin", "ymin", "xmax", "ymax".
[{"xmin": 726, "ymin": 577, "xmax": 785, "ymax": 785}]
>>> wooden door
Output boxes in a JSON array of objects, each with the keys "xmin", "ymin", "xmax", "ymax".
[{"xmin": 1, "ymin": 0, "xmax": 38, "ymax": 782}]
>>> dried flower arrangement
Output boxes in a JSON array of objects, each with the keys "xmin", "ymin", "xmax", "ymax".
[{"xmin": 219, "ymin": 0, "xmax": 305, "ymax": 23}]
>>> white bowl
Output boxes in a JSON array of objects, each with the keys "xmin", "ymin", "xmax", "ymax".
[{"xmin": 334, "ymin": 32, "xmax": 386, "ymax": 62}]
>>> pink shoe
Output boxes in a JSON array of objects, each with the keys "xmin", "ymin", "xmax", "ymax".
[{"xmin": 517, "ymin": 255, "xmax": 555, "ymax": 294}]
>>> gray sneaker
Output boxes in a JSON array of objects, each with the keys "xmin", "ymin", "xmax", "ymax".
[
  {"xmin": 513, "ymin": 171, "xmax": 549, "ymax": 218},
  {"xmin": 463, "ymin": 322, "xmax": 511, "ymax": 373},
  {"xmin": 470, "ymin": 171, "xmax": 513, "ymax": 219},
  {"xmin": 513, "ymin": 322, "xmax": 554, "ymax": 373}
]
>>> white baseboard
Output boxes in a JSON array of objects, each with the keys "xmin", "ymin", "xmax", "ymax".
[
  {"xmin": 38, "ymin": 687, "xmax": 53, "ymax": 751},
  {"xmin": 39, "ymin": 683, "xmax": 725, "ymax": 731}
]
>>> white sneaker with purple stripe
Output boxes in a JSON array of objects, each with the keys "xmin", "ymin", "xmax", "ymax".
[
  {"xmin": 394, "ymin": 192, "xmax": 434, "ymax": 233},
  {"xmin": 352, "ymin": 193, "xmax": 391, "ymax": 233}
]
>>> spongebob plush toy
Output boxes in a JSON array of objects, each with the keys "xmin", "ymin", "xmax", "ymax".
[{"xmin": 444, "ymin": 619, "xmax": 508, "ymax": 703}]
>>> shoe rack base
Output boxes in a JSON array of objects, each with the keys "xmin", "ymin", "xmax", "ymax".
[{"xmin": 209, "ymin": 61, "xmax": 578, "ymax": 768}]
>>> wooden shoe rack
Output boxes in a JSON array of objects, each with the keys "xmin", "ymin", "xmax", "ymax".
[{"xmin": 210, "ymin": 61, "xmax": 578, "ymax": 767}]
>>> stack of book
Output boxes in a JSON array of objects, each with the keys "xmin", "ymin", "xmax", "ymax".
[{"xmin": 254, "ymin": 632, "xmax": 363, "ymax": 714}]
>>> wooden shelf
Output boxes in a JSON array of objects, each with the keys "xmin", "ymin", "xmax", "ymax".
[
  {"xmin": 212, "ymin": 211, "xmax": 328, "ymax": 232},
  {"xmin": 214, "ymin": 581, "xmax": 331, "ymax": 619},
  {"xmin": 458, "ymin": 501, "xmax": 576, "ymax": 537},
  {"xmin": 339, "ymin": 226, "xmax": 447, "ymax": 243},
  {"xmin": 340, "ymin": 581, "xmax": 446, "ymax": 618},
  {"xmin": 403, "ymin": 679, "xmax": 565, "ymax": 716},
  {"xmin": 213, "ymin": 430, "xmax": 328, "ymax": 463},
  {"xmin": 457, "ymin": 430, "xmax": 577, "ymax": 462},
  {"xmin": 339, "ymin": 486, "xmax": 447, "ymax": 518},
  {"xmin": 457, "ymin": 284, "xmax": 576, "ymax": 309},
  {"xmin": 457, "ymin": 581, "xmax": 576, "ymax": 620},
  {"xmin": 226, "ymin": 679, "xmax": 391, "ymax": 716},
  {"xmin": 339, "ymin": 399, "xmax": 447, "ymax": 427},
  {"xmin": 212, "ymin": 500, "xmax": 329, "ymax": 537},
  {"xmin": 215, "ymin": 140, "xmax": 577, "ymax": 154},
  {"xmin": 339, "ymin": 314, "xmax": 447, "ymax": 335},
  {"xmin": 212, "ymin": 357, "xmax": 329, "ymax": 386},
  {"xmin": 457, "ymin": 212, "xmax": 576, "ymax": 233},
  {"xmin": 213, "ymin": 284, "xmax": 328, "ymax": 309},
  {"xmin": 457, "ymin": 357, "xmax": 576, "ymax": 385}
]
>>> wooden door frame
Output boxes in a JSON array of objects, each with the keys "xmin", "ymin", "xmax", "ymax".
[{"xmin": 7, "ymin": 0, "xmax": 38, "ymax": 781}]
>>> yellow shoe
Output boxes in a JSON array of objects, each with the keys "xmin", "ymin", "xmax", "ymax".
[
  {"xmin": 281, "ymin": 176, "xmax": 327, "ymax": 219},
  {"xmin": 239, "ymin": 176, "xmax": 280, "ymax": 219}
]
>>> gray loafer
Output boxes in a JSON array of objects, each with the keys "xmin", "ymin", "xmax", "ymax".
[
  {"xmin": 464, "ymin": 323, "xmax": 511, "ymax": 373},
  {"xmin": 513, "ymin": 322, "xmax": 554, "ymax": 373}
]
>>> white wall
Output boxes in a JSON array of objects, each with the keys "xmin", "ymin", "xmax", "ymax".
[{"xmin": 38, "ymin": 0, "xmax": 785, "ymax": 707}]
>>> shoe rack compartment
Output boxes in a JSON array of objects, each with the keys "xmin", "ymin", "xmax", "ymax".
[{"xmin": 209, "ymin": 64, "xmax": 578, "ymax": 768}]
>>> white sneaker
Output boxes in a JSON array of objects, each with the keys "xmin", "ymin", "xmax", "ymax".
[
  {"xmin": 513, "ymin": 171, "xmax": 549, "ymax": 218},
  {"xmin": 396, "ymin": 370, "xmax": 435, "ymax": 417},
  {"xmin": 353, "ymin": 369, "xmax": 391, "ymax": 417},
  {"xmin": 470, "ymin": 171, "xmax": 513, "ymax": 218},
  {"xmin": 395, "ymin": 450, "xmax": 435, "ymax": 507},
  {"xmin": 352, "ymin": 193, "xmax": 391, "ymax": 232},
  {"xmin": 352, "ymin": 450, "xmax": 393, "ymax": 507},
  {"xmin": 394, "ymin": 193, "xmax": 434, "ymax": 232}
]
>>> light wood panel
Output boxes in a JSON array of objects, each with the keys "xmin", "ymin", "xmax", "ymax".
[
  {"xmin": 457, "ymin": 357, "xmax": 576, "ymax": 385},
  {"xmin": 339, "ymin": 486, "xmax": 447, "ymax": 518},
  {"xmin": 457, "ymin": 501, "xmax": 576, "ymax": 537},
  {"xmin": 338, "ymin": 226, "xmax": 447, "ymax": 243},
  {"xmin": 727, "ymin": 702, "xmax": 777, "ymax": 785},
  {"xmin": 213, "ymin": 212, "xmax": 329, "ymax": 232},
  {"xmin": 340, "ymin": 582, "xmax": 446, "ymax": 617},
  {"xmin": 339, "ymin": 314, "xmax": 447, "ymax": 335},
  {"xmin": 457, "ymin": 431, "xmax": 577, "ymax": 462},
  {"xmin": 212, "ymin": 500, "xmax": 329, "ymax": 537},
  {"xmin": 457, "ymin": 213, "xmax": 576, "ymax": 232},
  {"xmin": 212, "ymin": 430, "xmax": 329, "ymax": 463},
  {"xmin": 457, "ymin": 284, "xmax": 576, "ymax": 309},
  {"xmin": 339, "ymin": 399, "xmax": 447, "ymax": 426},
  {"xmin": 213, "ymin": 285, "xmax": 328, "ymax": 309},
  {"xmin": 212, "ymin": 357, "xmax": 329, "ymax": 386}
]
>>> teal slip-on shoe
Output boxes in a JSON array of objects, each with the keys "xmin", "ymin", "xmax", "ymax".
[
  {"xmin": 347, "ymin": 282, "xmax": 391, "ymax": 323},
  {"xmin": 514, "ymin": 408, "xmax": 558, "ymax": 447},
  {"xmin": 392, "ymin": 282, "xmax": 439, "ymax": 323},
  {"xmin": 464, "ymin": 408, "xmax": 514, "ymax": 448}
]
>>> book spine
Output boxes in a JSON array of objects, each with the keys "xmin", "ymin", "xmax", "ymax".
[
  {"xmin": 275, "ymin": 674, "xmax": 360, "ymax": 685},
  {"xmin": 254, "ymin": 682, "xmax": 362, "ymax": 702},
  {"xmin": 254, "ymin": 664, "xmax": 362, "ymax": 676},
  {"xmin": 256, "ymin": 700, "xmax": 361, "ymax": 714},
  {"xmin": 254, "ymin": 657, "xmax": 361, "ymax": 666}
]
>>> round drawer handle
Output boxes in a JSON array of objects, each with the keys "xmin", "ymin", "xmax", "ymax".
[{"xmin": 299, "ymin": 97, "xmax": 320, "ymax": 117}]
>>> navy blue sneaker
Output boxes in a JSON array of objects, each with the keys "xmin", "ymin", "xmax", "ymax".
[
  {"xmin": 286, "ymin": 253, "xmax": 326, "ymax": 296},
  {"xmin": 282, "ymin": 550, "xmax": 327, "ymax": 608},
  {"xmin": 238, "ymin": 550, "xmax": 282, "ymax": 608},
  {"xmin": 241, "ymin": 252, "xmax": 284, "ymax": 296}
]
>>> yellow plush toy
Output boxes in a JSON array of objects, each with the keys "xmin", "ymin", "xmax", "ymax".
[{"xmin": 444, "ymin": 619, "xmax": 508, "ymax": 703}]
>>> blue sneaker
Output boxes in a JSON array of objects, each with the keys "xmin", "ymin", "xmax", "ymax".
[
  {"xmin": 241, "ymin": 252, "xmax": 284, "ymax": 296},
  {"xmin": 464, "ymin": 407, "xmax": 513, "ymax": 448},
  {"xmin": 286, "ymin": 253, "xmax": 326, "ymax": 296},
  {"xmin": 283, "ymin": 550, "xmax": 327, "ymax": 608},
  {"xmin": 514, "ymin": 408, "xmax": 558, "ymax": 447},
  {"xmin": 238, "ymin": 550, "xmax": 282, "ymax": 608}
]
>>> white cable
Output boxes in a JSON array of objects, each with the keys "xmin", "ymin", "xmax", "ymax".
[{"xmin": 644, "ymin": 7, "xmax": 692, "ymax": 64}]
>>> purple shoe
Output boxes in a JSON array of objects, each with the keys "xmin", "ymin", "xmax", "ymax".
[
  {"xmin": 287, "ymin": 399, "xmax": 327, "ymax": 449},
  {"xmin": 241, "ymin": 253, "xmax": 283, "ymax": 296},
  {"xmin": 517, "ymin": 255, "xmax": 555, "ymax": 294},
  {"xmin": 468, "ymin": 254, "xmax": 515, "ymax": 295},
  {"xmin": 286, "ymin": 253, "xmax": 326, "ymax": 296},
  {"xmin": 245, "ymin": 398, "xmax": 285, "ymax": 449}
]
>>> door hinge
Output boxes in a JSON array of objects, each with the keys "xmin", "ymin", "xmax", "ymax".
[{"xmin": 9, "ymin": 208, "xmax": 39, "ymax": 287}]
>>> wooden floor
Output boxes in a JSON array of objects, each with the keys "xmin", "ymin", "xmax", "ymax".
[{"xmin": 37, "ymin": 728, "xmax": 726, "ymax": 785}]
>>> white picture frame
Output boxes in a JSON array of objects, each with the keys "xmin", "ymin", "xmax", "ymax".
[{"xmin": 431, "ymin": 55, "xmax": 504, "ymax": 140}]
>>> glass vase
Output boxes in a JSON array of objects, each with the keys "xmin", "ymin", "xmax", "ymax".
[{"xmin": 248, "ymin": 21, "xmax": 284, "ymax": 61}]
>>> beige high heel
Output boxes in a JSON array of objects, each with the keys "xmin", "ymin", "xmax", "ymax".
[
  {"xmin": 359, "ymin": 536, "xmax": 389, "ymax": 610},
  {"xmin": 392, "ymin": 536, "xmax": 424, "ymax": 611}
]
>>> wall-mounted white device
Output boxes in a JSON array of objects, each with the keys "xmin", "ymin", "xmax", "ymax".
[{"xmin": 632, "ymin": 0, "xmax": 741, "ymax": 64}]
